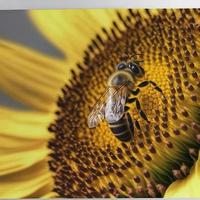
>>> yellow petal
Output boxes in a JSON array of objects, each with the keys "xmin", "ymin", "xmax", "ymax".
[
  {"xmin": 0, "ymin": 160, "xmax": 52, "ymax": 198},
  {"xmin": 41, "ymin": 191, "xmax": 57, "ymax": 198},
  {"xmin": 32, "ymin": 186, "xmax": 56, "ymax": 198},
  {"xmin": 0, "ymin": 106, "xmax": 51, "ymax": 163},
  {"xmin": 165, "ymin": 152, "xmax": 200, "ymax": 197},
  {"xmin": 0, "ymin": 146, "xmax": 49, "ymax": 176},
  {"xmin": 0, "ymin": 106, "xmax": 53, "ymax": 197},
  {"xmin": 0, "ymin": 39, "xmax": 68, "ymax": 112},
  {"xmin": 28, "ymin": 9, "xmax": 128, "ymax": 67},
  {"xmin": 0, "ymin": 106, "xmax": 52, "ymax": 140}
]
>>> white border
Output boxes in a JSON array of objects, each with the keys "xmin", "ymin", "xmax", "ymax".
[{"xmin": 0, "ymin": 0, "xmax": 200, "ymax": 10}]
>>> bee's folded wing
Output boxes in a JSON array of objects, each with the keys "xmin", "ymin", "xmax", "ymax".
[
  {"xmin": 88, "ymin": 83, "xmax": 128, "ymax": 128},
  {"xmin": 88, "ymin": 106, "xmax": 105, "ymax": 128},
  {"xmin": 105, "ymin": 86, "xmax": 127, "ymax": 123}
]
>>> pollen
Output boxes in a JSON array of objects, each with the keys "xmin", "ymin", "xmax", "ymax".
[{"xmin": 48, "ymin": 9, "xmax": 200, "ymax": 197}]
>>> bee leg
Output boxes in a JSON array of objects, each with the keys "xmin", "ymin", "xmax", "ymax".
[
  {"xmin": 125, "ymin": 106, "xmax": 130, "ymax": 112},
  {"xmin": 127, "ymin": 97, "xmax": 149, "ymax": 122},
  {"xmin": 131, "ymin": 88, "xmax": 140, "ymax": 96},
  {"xmin": 126, "ymin": 112, "xmax": 134, "ymax": 141},
  {"xmin": 149, "ymin": 81, "xmax": 164, "ymax": 94},
  {"xmin": 127, "ymin": 97, "xmax": 137, "ymax": 103},
  {"xmin": 135, "ymin": 120, "xmax": 141, "ymax": 130},
  {"xmin": 138, "ymin": 80, "xmax": 165, "ymax": 98},
  {"xmin": 138, "ymin": 80, "xmax": 149, "ymax": 87}
]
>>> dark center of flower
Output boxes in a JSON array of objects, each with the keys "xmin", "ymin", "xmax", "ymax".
[{"xmin": 48, "ymin": 9, "xmax": 200, "ymax": 197}]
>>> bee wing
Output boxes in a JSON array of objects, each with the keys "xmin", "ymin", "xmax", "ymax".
[
  {"xmin": 88, "ymin": 87, "xmax": 116, "ymax": 128},
  {"xmin": 87, "ymin": 94, "xmax": 107, "ymax": 128},
  {"xmin": 105, "ymin": 84, "xmax": 128, "ymax": 123},
  {"xmin": 88, "ymin": 82, "xmax": 128, "ymax": 128}
]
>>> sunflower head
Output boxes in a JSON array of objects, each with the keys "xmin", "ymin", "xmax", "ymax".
[{"xmin": 47, "ymin": 9, "xmax": 200, "ymax": 198}]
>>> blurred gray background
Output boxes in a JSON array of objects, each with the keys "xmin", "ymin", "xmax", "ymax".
[{"xmin": 0, "ymin": 10, "xmax": 63, "ymax": 110}]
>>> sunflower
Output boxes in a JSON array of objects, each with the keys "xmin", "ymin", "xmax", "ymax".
[{"xmin": 0, "ymin": 9, "xmax": 200, "ymax": 198}]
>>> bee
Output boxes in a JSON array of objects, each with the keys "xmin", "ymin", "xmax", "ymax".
[{"xmin": 88, "ymin": 60, "xmax": 163, "ymax": 142}]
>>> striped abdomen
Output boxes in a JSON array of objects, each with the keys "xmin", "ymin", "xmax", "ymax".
[{"xmin": 108, "ymin": 113, "xmax": 134, "ymax": 142}]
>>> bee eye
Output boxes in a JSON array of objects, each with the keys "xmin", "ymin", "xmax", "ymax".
[
  {"xmin": 117, "ymin": 62, "xmax": 127, "ymax": 70},
  {"xmin": 129, "ymin": 62, "xmax": 145, "ymax": 76},
  {"xmin": 129, "ymin": 62, "xmax": 140, "ymax": 74}
]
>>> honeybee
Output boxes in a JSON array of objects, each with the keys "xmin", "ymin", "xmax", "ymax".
[{"xmin": 88, "ymin": 60, "xmax": 163, "ymax": 142}]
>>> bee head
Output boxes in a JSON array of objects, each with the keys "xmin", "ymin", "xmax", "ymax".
[{"xmin": 117, "ymin": 61, "xmax": 145, "ymax": 78}]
